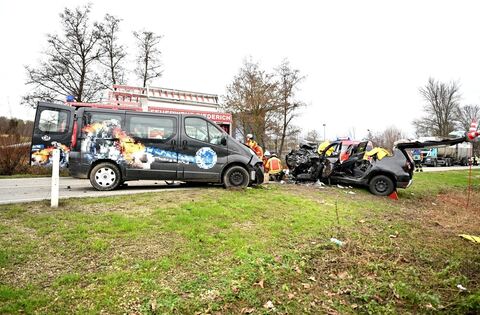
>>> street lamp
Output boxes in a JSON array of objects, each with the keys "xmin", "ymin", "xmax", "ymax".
[{"xmin": 323, "ymin": 123, "xmax": 326, "ymax": 141}]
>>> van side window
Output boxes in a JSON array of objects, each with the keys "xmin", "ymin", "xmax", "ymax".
[
  {"xmin": 82, "ymin": 112, "xmax": 123, "ymax": 137},
  {"xmin": 185, "ymin": 118, "xmax": 224, "ymax": 144},
  {"xmin": 129, "ymin": 116, "xmax": 175, "ymax": 141},
  {"xmin": 84, "ymin": 113, "xmax": 122, "ymax": 125},
  {"xmin": 208, "ymin": 122, "xmax": 223, "ymax": 145},
  {"xmin": 38, "ymin": 109, "xmax": 69, "ymax": 133},
  {"xmin": 185, "ymin": 118, "xmax": 208, "ymax": 142}
]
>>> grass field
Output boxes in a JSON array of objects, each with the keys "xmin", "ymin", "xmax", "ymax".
[{"xmin": 0, "ymin": 171, "xmax": 479, "ymax": 314}]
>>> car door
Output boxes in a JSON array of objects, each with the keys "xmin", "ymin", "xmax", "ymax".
[
  {"xmin": 31, "ymin": 102, "xmax": 75, "ymax": 168},
  {"xmin": 179, "ymin": 116, "xmax": 228, "ymax": 181},
  {"xmin": 124, "ymin": 113, "xmax": 179, "ymax": 180}
]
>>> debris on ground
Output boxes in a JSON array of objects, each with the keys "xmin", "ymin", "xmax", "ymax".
[
  {"xmin": 459, "ymin": 234, "xmax": 480, "ymax": 244},
  {"xmin": 263, "ymin": 300, "xmax": 275, "ymax": 309},
  {"xmin": 315, "ymin": 180, "xmax": 326, "ymax": 187},
  {"xmin": 457, "ymin": 284, "xmax": 467, "ymax": 291},
  {"xmin": 337, "ymin": 184, "xmax": 345, "ymax": 189},
  {"xmin": 241, "ymin": 307, "xmax": 256, "ymax": 314},
  {"xmin": 330, "ymin": 238, "xmax": 344, "ymax": 246},
  {"xmin": 346, "ymin": 191, "xmax": 356, "ymax": 195},
  {"xmin": 389, "ymin": 231, "xmax": 399, "ymax": 238}
]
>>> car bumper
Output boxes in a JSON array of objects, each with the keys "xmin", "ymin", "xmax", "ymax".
[{"xmin": 397, "ymin": 179, "xmax": 412, "ymax": 189}]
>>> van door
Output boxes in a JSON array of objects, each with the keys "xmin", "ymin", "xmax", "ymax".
[
  {"xmin": 179, "ymin": 116, "xmax": 228, "ymax": 181},
  {"xmin": 31, "ymin": 102, "xmax": 75, "ymax": 167},
  {"xmin": 124, "ymin": 113, "xmax": 179, "ymax": 180}
]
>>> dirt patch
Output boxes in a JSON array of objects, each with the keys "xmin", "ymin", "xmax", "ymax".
[{"xmin": 407, "ymin": 191, "xmax": 480, "ymax": 235}]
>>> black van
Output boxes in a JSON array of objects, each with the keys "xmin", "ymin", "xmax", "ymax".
[{"xmin": 31, "ymin": 102, "xmax": 264, "ymax": 190}]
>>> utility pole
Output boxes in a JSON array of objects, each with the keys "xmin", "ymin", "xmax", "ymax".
[{"xmin": 323, "ymin": 123, "xmax": 326, "ymax": 141}]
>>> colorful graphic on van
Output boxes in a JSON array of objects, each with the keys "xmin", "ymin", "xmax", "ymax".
[
  {"xmin": 81, "ymin": 120, "xmax": 216, "ymax": 170},
  {"xmin": 196, "ymin": 147, "xmax": 217, "ymax": 169},
  {"xmin": 31, "ymin": 144, "xmax": 70, "ymax": 168}
]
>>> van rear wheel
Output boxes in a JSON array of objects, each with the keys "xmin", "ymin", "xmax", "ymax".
[
  {"xmin": 224, "ymin": 166, "xmax": 249, "ymax": 188},
  {"xmin": 90, "ymin": 162, "xmax": 121, "ymax": 191}
]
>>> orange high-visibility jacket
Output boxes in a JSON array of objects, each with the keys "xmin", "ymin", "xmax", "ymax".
[
  {"xmin": 266, "ymin": 157, "xmax": 282, "ymax": 174},
  {"xmin": 247, "ymin": 140, "xmax": 264, "ymax": 159}
]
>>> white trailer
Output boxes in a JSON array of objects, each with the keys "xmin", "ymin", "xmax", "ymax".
[{"xmin": 422, "ymin": 141, "xmax": 471, "ymax": 166}]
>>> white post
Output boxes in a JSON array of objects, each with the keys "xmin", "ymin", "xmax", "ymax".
[{"xmin": 51, "ymin": 148, "xmax": 60, "ymax": 208}]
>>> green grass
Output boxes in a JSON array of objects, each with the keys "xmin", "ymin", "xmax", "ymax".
[
  {"xmin": 0, "ymin": 171, "xmax": 479, "ymax": 314},
  {"xmin": 399, "ymin": 169, "xmax": 480, "ymax": 197}
]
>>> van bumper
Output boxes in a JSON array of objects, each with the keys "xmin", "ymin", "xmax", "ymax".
[{"xmin": 250, "ymin": 162, "xmax": 264, "ymax": 185}]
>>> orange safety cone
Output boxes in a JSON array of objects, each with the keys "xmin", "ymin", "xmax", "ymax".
[{"xmin": 388, "ymin": 191, "xmax": 399, "ymax": 200}]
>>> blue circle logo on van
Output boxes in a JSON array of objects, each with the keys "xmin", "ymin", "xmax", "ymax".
[{"xmin": 195, "ymin": 147, "xmax": 217, "ymax": 169}]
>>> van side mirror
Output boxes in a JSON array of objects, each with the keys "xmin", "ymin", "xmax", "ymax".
[{"xmin": 221, "ymin": 135, "xmax": 227, "ymax": 146}]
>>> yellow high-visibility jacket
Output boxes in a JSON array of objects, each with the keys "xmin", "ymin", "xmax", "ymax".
[
  {"xmin": 364, "ymin": 147, "xmax": 390, "ymax": 160},
  {"xmin": 317, "ymin": 141, "xmax": 334, "ymax": 156}
]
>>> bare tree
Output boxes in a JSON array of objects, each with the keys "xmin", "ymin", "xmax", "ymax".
[
  {"xmin": 413, "ymin": 78, "xmax": 461, "ymax": 137},
  {"xmin": 456, "ymin": 104, "xmax": 480, "ymax": 131},
  {"xmin": 98, "ymin": 14, "xmax": 126, "ymax": 88},
  {"xmin": 305, "ymin": 129, "xmax": 321, "ymax": 143},
  {"xmin": 134, "ymin": 30, "xmax": 163, "ymax": 88},
  {"xmin": 371, "ymin": 126, "xmax": 407, "ymax": 151},
  {"xmin": 274, "ymin": 59, "xmax": 305, "ymax": 156},
  {"xmin": 456, "ymin": 104, "xmax": 480, "ymax": 157},
  {"xmin": 266, "ymin": 123, "xmax": 300, "ymax": 155},
  {"xmin": 223, "ymin": 59, "xmax": 278, "ymax": 146},
  {"xmin": 23, "ymin": 5, "xmax": 104, "ymax": 106}
]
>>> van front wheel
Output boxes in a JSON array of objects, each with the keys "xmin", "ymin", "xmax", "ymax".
[
  {"xmin": 224, "ymin": 166, "xmax": 249, "ymax": 188},
  {"xmin": 90, "ymin": 162, "xmax": 121, "ymax": 191}
]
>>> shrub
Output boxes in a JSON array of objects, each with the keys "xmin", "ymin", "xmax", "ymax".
[{"xmin": 0, "ymin": 135, "xmax": 31, "ymax": 175}]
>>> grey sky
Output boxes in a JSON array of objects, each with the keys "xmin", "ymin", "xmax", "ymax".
[{"xmin": 1, "ymin": 0, "xmax": 479, "ymax": 139}]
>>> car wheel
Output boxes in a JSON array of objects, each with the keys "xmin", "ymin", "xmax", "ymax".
[
  {"xmin": 224, "ymin": 166, "xmax": 249, "ymax": 188},
  {"xmin": 90, "ymin": 162, "xmax": 121, "ymax": 191},
  {"xmin": 369, "ymin": 175, "xmax": 395, "ymax": 196}
]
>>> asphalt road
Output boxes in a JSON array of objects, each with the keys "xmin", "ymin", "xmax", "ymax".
[
  {"xmin": 420, "ymin": 165, "xmax": 480, "ymax": 172},
  {"xmin": 0, "ymin": 177, "xmax": 200, "ymax": 205}
]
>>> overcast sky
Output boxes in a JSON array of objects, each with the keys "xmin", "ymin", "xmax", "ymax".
[{"xmin": 1, "ymin": 0, "xmax": 480, "ymax": 139}]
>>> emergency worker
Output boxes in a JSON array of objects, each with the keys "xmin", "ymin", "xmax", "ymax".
[
  {"xmin": 265, "ymin": 153, "xmax": 284, "ymax": 181},
  {"xmin": 317, "ymin": 140, "xmax": 334, "ymax": 156},
  {"xmin": 246, "ymin": 134, "xmax": 264, "ymax": 160},
  {"xmin": 263, "ymin": 150, "xmax": 271, "ymax": 172},
  {"xmin": 412, "ymin": 149, "xmax": 423, "ymax": 172}
]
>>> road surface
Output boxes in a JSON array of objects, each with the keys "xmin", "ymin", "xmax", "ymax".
[
  {"xmin": 0, "ymin": 177, "xmax": 202, "ymax": 205},
  {"xmin": 420, "ymin": 165, "xmax": 479, "ymax": 172}
]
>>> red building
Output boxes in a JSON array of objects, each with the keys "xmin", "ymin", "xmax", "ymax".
[{"xmin": 66, "ymin": 84, "xmax": 233, "ymax": 134}]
